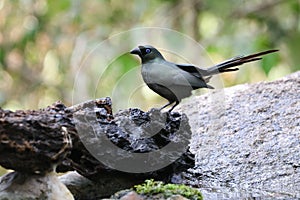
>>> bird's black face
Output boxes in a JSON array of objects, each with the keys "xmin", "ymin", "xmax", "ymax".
[{"xmin": 130, "ymin": 45, "xmax": 164, "ymax": 63}]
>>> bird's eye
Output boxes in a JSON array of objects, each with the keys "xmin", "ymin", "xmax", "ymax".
[{"xmin": 145, "ymin": 48, "xmax": 151, "ymax": 54}]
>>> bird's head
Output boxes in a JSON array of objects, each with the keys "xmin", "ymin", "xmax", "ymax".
[{"xmin": 130, "ymin": 45, "xmax": 165, "ymax": 63}]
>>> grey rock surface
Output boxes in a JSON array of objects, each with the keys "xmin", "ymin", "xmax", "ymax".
[
  {"xmin": 0, "ymin": 171, "xmax": 74, "ymax": 200},
  {"xmin": 59, "ymin": 171, "xmax": 138, "ymax": 199},
  {"xmin": 178, "ymin": 71, "xmax": 300, "ymax": 199}
]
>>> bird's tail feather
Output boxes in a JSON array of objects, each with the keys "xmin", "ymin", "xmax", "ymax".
[{"xmin": 204, "ymin": 49, "xmax": 278, "ymax": 76}]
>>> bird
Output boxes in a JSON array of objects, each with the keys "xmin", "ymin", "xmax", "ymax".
[{"xmin": 130, "ymin": 45, "xmax": 278, "ymax": 112}]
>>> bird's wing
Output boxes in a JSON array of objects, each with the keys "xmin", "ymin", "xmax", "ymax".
[
  {"xmin": 175, "ymin": 63, "xmax": 212, "ymax": 83},
  {"xmin": 175, "ymin": 63, "xmax": 205, "ymax": 76},
  {"xmin": 166, "ymin": 63, "xmax": 212, "ymax": 88},
  {"xmin": 143, "ymin": 61, "xmax": 212, "ymax": 89}
]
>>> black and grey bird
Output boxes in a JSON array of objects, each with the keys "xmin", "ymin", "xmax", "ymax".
[{"xmin": 130, "ymin": 45, "xmax": 278, "ymax": 112}]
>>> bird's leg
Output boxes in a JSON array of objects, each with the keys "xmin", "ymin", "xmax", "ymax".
[
  {"xmin": 159, "ymin": 101, "xmax": 174, "ymax": 111},
  {"xmin": 168, "ymin": 101, "xmax": 179, "ymax": 113}
]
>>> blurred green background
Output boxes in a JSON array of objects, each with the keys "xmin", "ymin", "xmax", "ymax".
[{"xmin": 0, "ymin": 0, "xmax": 299, "ymax": 112}]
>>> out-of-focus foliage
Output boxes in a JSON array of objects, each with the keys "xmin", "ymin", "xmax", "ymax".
[{"xmin": 0, "ymin": 0, "xmax": 299, "ymax": 111}]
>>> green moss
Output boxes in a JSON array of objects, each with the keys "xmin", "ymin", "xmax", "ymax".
[{"xmin": 134, "ymin": 179, "xmax": 203, "ymax": 200}]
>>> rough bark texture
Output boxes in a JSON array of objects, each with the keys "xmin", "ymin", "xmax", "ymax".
[
  {"xmin": 0, "ymin": 102, "xmax": 73, "ymax": 174},
  {"xmin": 178, "ymin": 71, "xmax": 300, "ymax": 199}
]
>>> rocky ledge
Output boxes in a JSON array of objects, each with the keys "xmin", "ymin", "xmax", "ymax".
[{"xmin": 178, "ymin": 71, "xmax": 300, "ymax": 199}]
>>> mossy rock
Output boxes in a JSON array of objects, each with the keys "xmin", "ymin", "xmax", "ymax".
[{"xmin": 133, "ymin": 179, "xmax": 203, "ymax": 200}]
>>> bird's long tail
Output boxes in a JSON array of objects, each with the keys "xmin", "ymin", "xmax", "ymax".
[{"xmin": 203, "ymin": 49, "xmax": 278, "ymax": 76}]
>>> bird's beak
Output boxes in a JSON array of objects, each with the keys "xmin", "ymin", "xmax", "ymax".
[{"xmin": 130, "ymin": 47, "xmax": 141, "ymax": 56}]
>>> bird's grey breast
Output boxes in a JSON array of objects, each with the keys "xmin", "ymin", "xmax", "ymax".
[{"xmin": 141, "ymin": 61, "xmax": 171, "ymax": 85}]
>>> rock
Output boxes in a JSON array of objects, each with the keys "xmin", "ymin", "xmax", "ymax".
[
  {"xmin": 119, "ymin": 191, "xmax": 143, "ymax": 200},
  {"xmin": 0, "ymin": 171, "xmax": 74, "ymax": 200},
  {"xmin": 59, "ymin": 171, "xmax": 134, "ymax": 199},
  {"xmin": 0, "ymin": 97, "xmax": 195, "ymax": 199},
  {"xmin": 61, "ymin": 107, "xmax": 194, "ymax": 199},
  {"xmin": 178, "ymin": 71, "xmax": 300, "ymax": 199},
  {"xmin": 59, "ymin": 99, "xmax": 194, "ymax": 185},
  {"xmin": 129, "ymin": 179, "xmax": 203, "ymax": 200},
  {"xmin": 109, "ymin": 190, "xmax": 193, "ymax": 200},
  {"xmin": 59, "ymin": 172, "xmax": 193, "ymax": 200},
  {"xmin": 167, "ymin": 195, "xmax": 189, "ymax": 200},
  {"xmin": 0, "ymin": 102, "xmax": 72, "ymax": 174}
]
